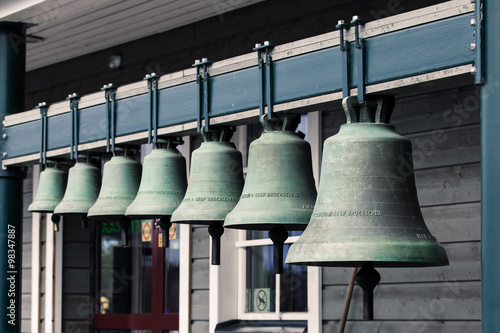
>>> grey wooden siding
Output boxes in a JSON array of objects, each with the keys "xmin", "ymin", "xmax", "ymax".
[
  {"xmin": 62, "ymin": 216, "xmax": 93, "ymax": 333},
  {"xmin": 21, "ymin": 167, "xmax": 33, "ymax": 333},
  {"xmin": 191, "ymin": 225, "xmax": 210, "ymax": 332},
  {"xmin": 321, "ymin": 86, "xmax": 481, "ymax": 332}
]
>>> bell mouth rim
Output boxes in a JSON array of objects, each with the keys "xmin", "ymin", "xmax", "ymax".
[
  {"xmin": 173, "ymin": 219, "xmax": 223, "ymax": 225},
  {"xmin": 341, "ymin": 122, "xmax": 395, "ymax": 128},
  {"xmin": 28, "ymin": 208, "xmax": 57, "ymax": 213},
  {"xmin": 285, "ymin": 258, "xmax": 449, "ymax": 267},
  {"xmin": 223, "ymin": 223, "xmax": 307, "ymax": 231}
]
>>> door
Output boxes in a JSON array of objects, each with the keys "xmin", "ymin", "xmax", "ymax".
[{"xmin": 93, "ymin": 220, "xmax": 179, "ymax": 333}]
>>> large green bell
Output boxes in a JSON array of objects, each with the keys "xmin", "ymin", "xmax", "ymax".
[
  {"xmin": 286, "ymin": 96, "xmax": 448, "ymax": 320},
  {"xmin": 87, "ymin": 154, "xmax": 141, "ymax": 220},
  {"xmin": 224, "ymin": 114, "xmax": 317, "ymax": 273},
  {"xmin": 171, "ymin": 127, "xmax": 244, "ymax": 263},
  {"xmin": 126, "ymin": 139, "xmax": 187, "ymax": 247},
  {"xmin": 28, "ymin": 162, "xmax": 67, "ymax": 213},
  {"xmin": 53, "ymin": 159, "xmax": 101, "ymax": 228},
  {"xmin": 286, "ymin": 96, "xmax": 448, "ymax": 268}
]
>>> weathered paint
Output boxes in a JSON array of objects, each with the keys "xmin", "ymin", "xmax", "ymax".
[
  {"xmin": 0, "ymin": 22, "xmax": 27, "ymax": 333},
  {"xmin": 481, "ymin": 0, "xmax": 500, "ymax": 332}
]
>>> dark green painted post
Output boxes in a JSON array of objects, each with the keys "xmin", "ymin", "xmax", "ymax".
[
  {"xmin": 482, "ymin": 0, "xmax": 500, "ymax": 332},
  {"xmin": 0, "ymin": 22, "xmax": 27, "ymax": 333}
]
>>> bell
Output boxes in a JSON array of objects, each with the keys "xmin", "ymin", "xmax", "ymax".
[
  {"xmin": 87, "ymin": 151, "xmax": 141, "ymax": 245},
  {"xmin": 126, "ymin": 139, "xmax": 187, "ymax": 247},
  {"xmin": 171, "ymin": 127, "xmax": 244, "ymax": 264},
  {"xmin": 224, "ymin": 114, "xmax": 317, "ymax": 273},
  {"xmin": 53, "ymin": 157, "xmax": 101, "ymax": 228},
  {"xmin": 29, "ymin": 162, "xmax": 67, "ymax": 213},
  {"xmin": 285, "ymin": 96, "xmax": 448, "ymax": 319}
]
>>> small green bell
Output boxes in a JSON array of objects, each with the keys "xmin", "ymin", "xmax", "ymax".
[
  {"xmin": 28, "ymin": 162, "xmax": 67, "ymax": 213},
  {"xmin": 53, "ymin": 158, "xmax": 101, "ymax": 228},
  {"xmin": 87, "ymin": 154, "xmax": 141, "ymax": 221}
]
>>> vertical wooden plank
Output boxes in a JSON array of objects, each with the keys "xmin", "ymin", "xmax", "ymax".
[
  {"xmin": 306, "ymin": 111, "xmax": 322, "ymax": 333},
  {"xmin": 307, "ymin": 111, "xmax": 322, "ymax": 188},
  {"xmin": 179, "ymin": 135, "xmax": 192, "ymax": 333},
  {"xmin": 31, "ymin": 165, "xmax": 41, "ymax": 333},
  {"xmin": 54, "ymin": 220, "xmax": 63, "ymax": 333},
  {"xmin": 44, "ymin": 214, "xmax": 54, "ymax": 333}
]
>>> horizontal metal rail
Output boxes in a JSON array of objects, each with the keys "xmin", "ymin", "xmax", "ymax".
[{"xmin": 1, "ymin": 0, "xmax": 474, "ymax": 167}]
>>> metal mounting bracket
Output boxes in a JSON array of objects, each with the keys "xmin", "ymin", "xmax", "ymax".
[
  {"xmin": 351, "ymin": 15, "xmax": 367, "ymax": 105},
  {"xmin": 36, "ymin": 102, "xmax": 49, "ymax": 163},
  {"xmin": 144, "ymin": 73, "xmax": 160, "ymax": 144},
  {"xmin": 336, "ymin": 20, "xmax": 352, "ymax": 98},
  {"xmin": 101, "ymin": 83, "xmax": 117, "ymax": 152},
  {"xmin": 254, "ymin": 41, "xmax": 275, "ymax": 120},
  {"xmin": 193, "ymin": 58, "xmax": 214, "ymax": 132},
  {"xmin": 66, "ymin": 93, "xmax": 80, "ymax": 159}
]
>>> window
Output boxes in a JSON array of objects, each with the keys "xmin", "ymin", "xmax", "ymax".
[
  {"xmin": 236, "ymin": 230, "xmax": 308, "ymax": 319},
  {"xmin": 94, "ymin": 220, "xmax": 180, "ymax": 333}
]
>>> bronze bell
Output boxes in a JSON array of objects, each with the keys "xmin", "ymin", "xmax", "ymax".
[
  {"xmin": 224, "ymin": 114, "xmax": 317, "ymax": 273},
  {"xmin": 171, "ymin": 127, "xmax": 244, "ymax": 264},
  {"xmin": 87, "ymin": 150, "xmax": 141, "ymax": 246},
  {"xmin": 125, "ymin": 138, "xmax": 187, "ymax": 247},
  {"xmin": 53, "ymin": 157, "xmax": 101, "ymax": 229},
  {"xmin": 29, "ymin": 161, "xmax": 67, "ymax": 232},
  {"xmin": 29, "ymin": 162, "xmax": 67, "ymax": 213},
  {"xmin": 285, "ymin": 96, "xmax": 448, "ymax": 319}
]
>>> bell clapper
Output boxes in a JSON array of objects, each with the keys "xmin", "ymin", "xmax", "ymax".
[
  {"xmin": 355, "ymin": 262, "xmax": 381, "ymax": 320},
  {"xmin": 118, "ymin": 216, "xmax": 132, "ymax": 247},
  {"xmin": 51, "ymin": 214, "xmax": 61, "ymax": 232},
  {"xmin": 208, "ymin": 222, "xmax": 224, "ymax": 265},
  {"xmin": 158, "ymin": 217, "xmax": 172, "ymax": 248},
  {"xmin": 269, "ymin": 225, "xmax": 289, "ymax": 274}
]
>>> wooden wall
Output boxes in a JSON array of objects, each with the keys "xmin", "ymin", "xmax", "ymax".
[
  {"xmin": 61, "ymin": 216, "xmax": 93, "ymax": 333},
  {"xmin": 321, "ymin": 86, "xmax": 481, "ymax": 332},
  {"xmin": 21, "ymin": 167, "xmax": 33, "ymax": 332},
  {"xmin": 191, "ymin": 225, "xmax": 210, "ymax": 333}
]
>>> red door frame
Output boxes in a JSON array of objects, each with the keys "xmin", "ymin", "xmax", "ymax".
[{"xmin": 93, "ymin": 223, "xmax": 179, "ymax": 332}]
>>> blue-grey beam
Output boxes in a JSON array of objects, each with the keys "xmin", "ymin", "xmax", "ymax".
[{"xmin": 2, "ymin": 13, "xmax": 474, "ymax": 163}]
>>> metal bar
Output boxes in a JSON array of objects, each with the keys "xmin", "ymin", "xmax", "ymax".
[
  {"xmin": 110, "ymin": 90, "xmax": 116, "ymax": 152},
  {"xmin": 481, "ymin": 0, "xmax": 500, "ymax": 331},
  {"xmin": 74, "ymin": 98, "xmax": 79, "ymax": 159},
  {"xmin": 36, "ymin": 102, "xmax": 48, "ymax": 163},
  {"xmin": 195, "ymin": 63, "xmax": 202, "ymax": 132},
  {"xmin": 254, "ymin": 45, "xmax": 265, "ymax": 118},
  {"xmin": 147, "ymin": 76, "xmax": 153, "ymax": 143},
  {"xmin": 102, "ymin": 87, "xmax": 111, "ymax": 152},
  {"xmin": 473, "ymin": 0, "xmax": 485, "ymax": 84},
  {"xmin": 153, "ymin": 78, "xmax": 159, "ymax": 143},
  {"xmin": 204, "ymin": 66, "xmax": 210, "ymax": 132},
  {"xmin": 265, "ymin": 45, "xmax": 273, "ymax": 119},
  {"xmin": 70, "ymin": 98, "xmax": 74, "ymax": 159},
  {"xmin": 336, "ymin": 20, "xmax": 352, "ymax": 98},
  {"xmin": 67, "ymin": 93, "xmax": 79, "ymax": 159},
  {"xmin": 144, "ymin": 73, "xmax": 160, "ymax": 143},
  {"xmin": 101, "ymin": 84, "xmax": 117, "ymax": 152},
  {"xmin": 351, "ymin": 16, "xmax": 367, "ymax": 104}
]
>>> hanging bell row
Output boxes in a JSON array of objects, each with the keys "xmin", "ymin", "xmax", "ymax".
[{"xmin": 28, "ymin": 95, "xmax": 448, "ymax": 287}]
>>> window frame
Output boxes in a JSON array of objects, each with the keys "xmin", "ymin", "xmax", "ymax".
[{"xmin": 235, "ymin": 230, "xmax": 309, "ymax": 321}]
